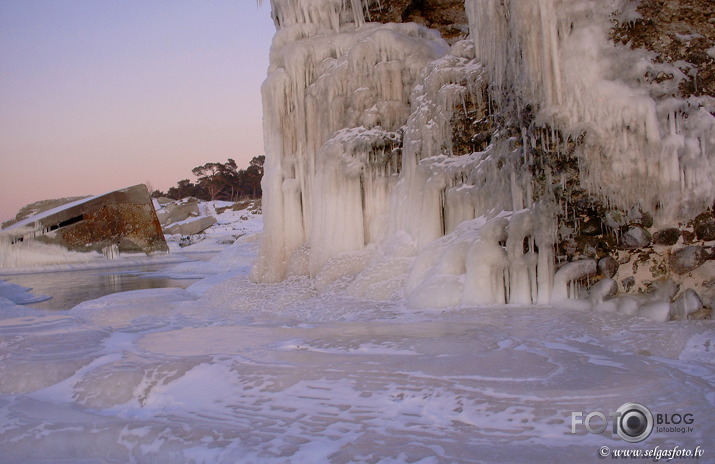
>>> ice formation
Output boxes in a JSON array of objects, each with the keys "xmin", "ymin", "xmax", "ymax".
[{"xmin": 252, "ymin": 0, "xmax": 715, "ymax": 314}]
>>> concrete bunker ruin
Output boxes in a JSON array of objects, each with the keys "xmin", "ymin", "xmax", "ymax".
[{"xmin": 3, "ymin": 184, "xmax": 169, "ymax": 256}]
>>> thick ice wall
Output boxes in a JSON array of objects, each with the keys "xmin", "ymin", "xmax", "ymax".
[
  {"xmin": 466, "ymin": 0, "xmax": 715, "ymax": 217},
  {"xmin": 255, "ymin": 10, "xmax": 557, "ymax": 303},
  {"xmin": 385, "ymin": 44, "xmax": 495, "ymax": 249},
  {"xmin": 252, "ymin": 10, "xmax": 449, "ymax": 282},
  {"xmin": 255, "ymin": 0, "xmax": 713, "ymax": 312}
]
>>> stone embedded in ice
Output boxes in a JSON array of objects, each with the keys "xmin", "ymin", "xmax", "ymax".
[
  {"xmin": 652, "ymin": 279, "xmax": 680, "ymax": 302},
  {"xmin": 589, "ymin": 278, "xmax": 617, "ymax": 305},
  {"xmin": 407, "ymin": 274, "xmax": 463, "ymax": 309},
  {"xmin": 617, "ymin": 296, "xmax": 641, "ymax": 316},
  {"xmin": 638, "ymin": 301, "xmax": 672, "ymax": 322},
  {"xmin": 551, "ymin": 259, "xmax": 596, "ymax": 304},
  {"xmin": 627, "ymin": 206, "xmax": 653, "ymax": 228},
  {"xmin": 671, "ymin": 288, "xmax": 704, "ymax": 320}
]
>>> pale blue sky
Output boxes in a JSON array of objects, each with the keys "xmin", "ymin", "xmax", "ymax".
[{"xmin": 0, "ymin": 0, "xmax": 275, "ymax": 221}]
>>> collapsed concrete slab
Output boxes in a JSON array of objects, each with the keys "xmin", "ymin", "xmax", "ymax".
[
  {"xmin": 3, "ymin": 184, "xmax": 169, "ymax": 255},
  {"xmin": 156, "ymin": 198, "xmax": 201, "ymax": 227},
  {"xmin": 164, "ymin": 216, "xmax": 217, "ymax": 236}
]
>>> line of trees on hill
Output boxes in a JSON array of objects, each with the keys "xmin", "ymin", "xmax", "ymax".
[{"xmin": 152, "ymin": 155, "xmax": 265, "ymax": 202}]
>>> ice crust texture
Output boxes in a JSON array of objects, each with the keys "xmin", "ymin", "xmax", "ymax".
[{"xmin": 0, "ymin": 237, "xmax": 713, "ymax": 462}]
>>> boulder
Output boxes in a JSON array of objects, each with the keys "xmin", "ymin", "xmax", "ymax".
[
  {"xmin": 652, "ymin": 228, "xmax": 680, "ymax": 246},
  {"xmin": 669, "ymin": 246, "xmax": 710, "ymax": 274},
  {"xmin": 579, "ymin": 215, "xmax": 602, "ymax": 236},
  {"xmin": 619, "ymin": 225, "xmax": 652, "ymax": 249},
  {"xmin": 164, "ymin": 216, "xmax": 217, "ymax": 236},
  {"xmin": 597, "ymin": 256, "xmax": 619, "ymax": 278},
  {"xmin": 693, "ymin": 213, "xmax": 715, "ymax": 241}
]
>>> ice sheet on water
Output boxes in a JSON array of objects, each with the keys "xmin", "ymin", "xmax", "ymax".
[
  {"xmin": 0, "ymin": 279, "xmax": 50, "ymax": 305},
  {"xmin": 70, "ymin": 288, "xmax": 199, "ymax": 332},
  {"xmin": 0, "ymin": 265, "xmax": 713, "ymax": 463}
]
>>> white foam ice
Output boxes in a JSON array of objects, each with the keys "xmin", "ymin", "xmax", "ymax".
[{"xmin": 0, "ymin": 231, "xmax": 713, "ymax": 463}]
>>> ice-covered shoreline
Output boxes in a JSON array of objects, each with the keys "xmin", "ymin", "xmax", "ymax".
[{"xmin": 0, "ymin": 211, "xmax": 713, "ymax": 463}]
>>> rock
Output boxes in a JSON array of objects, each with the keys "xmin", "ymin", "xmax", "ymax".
[
  {"xmin": 164, "ymin": 216, "xmax": 217, "ymax": 236},
  {"xmin": 693, "ymin": 212, "xmax": 715, "ymax": 241},
  {"xmin": 640, "ymin": 212, "xmax": 654, "ymax": 228},
  {"xmin": 688, "ymin": 306, "xmax": 712, "ymax": 320},
  {"xmin": 652, "ymin": 228, "xmax": 680, "ymax": 246},
  {"xmin": 619, "ymin": 225, "xmax": 652, "ymax": 249},
  {"xmin": 671, "ymin": 289, "xmax": 704, "ymax": 320},
  {"xmin": 560, "ymin": 238, "xmax": 578, "ymax": 256},
  {"xmin": 579, "ymin": 215, "xmax": 602, "ymax": 236},
  {"xmin": 669, "ymin": 246, "xmax": 709, "ymax": 274},
  {"xmin": 603, "ymin": 210, "xmax": 626, "ymax": 230},
  {"xmin": 365, "ymin": 0, "xmax": 469, "ymax": 44},
  {"xmin": 156, "ymin": 197, "xmax": 174, "ymax": 205},
  {"xmin": 682, "ymin": 230, "xmax": 696, "ymax": 244},
  {"xmin": 627, "ymin": 206, "xmax": 654, "ymax": 228},
  {"xmin": 597, "ymin": 256, "xmax": 619, "ymax": 278}
]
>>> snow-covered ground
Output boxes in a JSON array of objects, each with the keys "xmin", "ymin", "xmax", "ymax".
[{"xmin": 0, "ymin": 211, "xmax": 713, "ymax": 463}]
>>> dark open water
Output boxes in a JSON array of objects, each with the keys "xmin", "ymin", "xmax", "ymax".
[{"xmin": 3, "ymin": 262, "xmax": 204, "ymax": 311}]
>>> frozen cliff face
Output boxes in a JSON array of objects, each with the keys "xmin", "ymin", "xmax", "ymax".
[
  {"xmin": 467, "ymin": 0, "xmax": 715, "ymax": 218},
  {"xmin": 253, "ymin": 0, "xmax": 714, "ymax": 317},
  {"xmin": 252, "ymin": 0, "xmax": 449, "ymax": 282}
]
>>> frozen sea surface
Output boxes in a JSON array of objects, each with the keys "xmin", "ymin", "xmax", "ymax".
[{"xmin": 0, "ymin": 238, "xmax": 713, "ymax": 463}]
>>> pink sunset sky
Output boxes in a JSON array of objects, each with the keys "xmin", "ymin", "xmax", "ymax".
[{"xmin": 0, "ymin": 0, "xmax": 275, "ymax": 222}]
